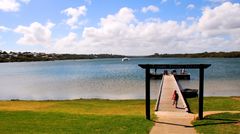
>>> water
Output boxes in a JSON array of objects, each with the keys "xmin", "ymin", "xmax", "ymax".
[{"xmin": 0, "ymin": 58, "xmax": 239, "ymax": 100}]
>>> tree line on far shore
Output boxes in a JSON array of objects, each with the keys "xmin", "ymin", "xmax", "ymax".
[
  {"xmin": 0, "ymin": 50, "xmax": 124, "ymax": 63},
  {"xmin": 1, "ymin": 50, "xmax": 240, "ymax": 63},
  {"xmin": 148, "ymin": 51, "xmax": 240, "ymax": 58}
]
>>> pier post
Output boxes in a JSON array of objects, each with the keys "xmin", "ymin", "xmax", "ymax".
[
  {"xmin": 199, "ymin": 67, "xmax": 204, "ymax": 120},
  {"xmin": 145, "ymin": 67, "xmax": 151, "ymax": 120}
]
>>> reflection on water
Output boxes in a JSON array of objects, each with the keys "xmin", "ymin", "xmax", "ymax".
[{"xmin": 0, "ymin": 58, "xmax": 239, "ymax": 100}]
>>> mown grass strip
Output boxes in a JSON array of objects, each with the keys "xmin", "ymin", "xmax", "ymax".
[
  {"xmin": 187, "ymin": 97, "xmax": 240, "ymax": 114},
  {"xmin": 0, "ymin": 99, "xmax": 156, "ymax": 134},
  {"xmin": 0, "ymin": 99, "xmax": 156, "ymax": 115},
  {"xmin": 193, "ymin": 113, "xmax": 240, "ymax": 134},
  {"xmin": 0, "ymin": 111, "xmax": 153, "ymax": 134},
  {"xmin": 187, "ymin": 97, "xmax": 240, "ymax": 134}
]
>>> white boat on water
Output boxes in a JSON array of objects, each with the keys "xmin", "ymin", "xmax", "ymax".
[{"xmin": 122, "ymin": 57, "xmax": 130, "ymax": 61}]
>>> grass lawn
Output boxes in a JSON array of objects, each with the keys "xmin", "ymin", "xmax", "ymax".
[
  {"xmin": 193, "ymin": 113, "xmax": 240, "ymax": 134},
  {"xmin": 0, "ymin": 99, "xmax": 156, "ymax": 134},
  {"xmin": 187, "ymin": 97, "xmax": 240, "ymax": 114},
  {"xmin": 187, "ymin": 97, "xmax": 240, "ymax": 134}
]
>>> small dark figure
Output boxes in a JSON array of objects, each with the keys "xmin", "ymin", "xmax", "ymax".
[
  {"xmin": 171, "ymin": 70, "xmax": 177, "ymax": 75},
  {"xmin": 163, "ymin": 70, "xmax": 168, "ymax": 75},
  {"xmin": 172, "ymin": 90, "xmax": 179, "ymax": 108}
]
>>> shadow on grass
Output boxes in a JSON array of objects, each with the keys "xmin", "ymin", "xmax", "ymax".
[
  {"xmin": 193, "ymin": 121, "xmax": 239, "ymax": 127},
  {"xmin": 205, "ymin": 118, "xmax": 239, "ymax": 122},
  {"xmin": 193, "ymin": 117, "xmax": 239, "ymax": 127},
  {"xmin": 150, "ymin": 117, "xmax": 239, "ymax": 128}
]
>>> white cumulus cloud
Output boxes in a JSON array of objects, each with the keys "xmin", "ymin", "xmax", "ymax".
[
  {"xmin": 198, "ymin": 2, "xmax": 240, "ymax": 37},
  {"xmin": 187, "ymin": 4, "xmax": 195, "ymax": 9},
  {"xmin": 161, "ymin": 0, "xmax": 168, "ymax": 3},
  {"xmin": 175, "ymin": 0, "xmax": 181, "ymax": 6},
  {"xmin": 142, "ymin": 5, "xmax": 159, "ymax": 13},
  {"xmin": 208, "ymin": 0, "xmax": 229, "ymax": 3},
  {"xmin": 54, "ymin": 32, "xmax": 79, "ymax": 51},
  {"xmin": 0, "ymin": 0, "xmax": 30, "ymax": 12},
  {"xmin": 53, "ymin": 2, "xmax": 240, "ymax": 55},
  {"xmin": 14, "ymin": 22, "xmax": 55, "ymax": 46},
  {"xmin": 62, "ymin": 5, "xmax": 87, "ymax": 29},
  {"xmin": 20, "ymin": 0, "xmax": 31, "ymax": 4},
  {"xmin": 19, "ymin": 0, "xmax": 30, "ymax": 4},
  {"xmin": 186, "ymin": 17, "xmax": 195, "ymax": 21},
  {"xmin": 0, "ymin": 26, "xmax": 11, "ymax": 32},
  {"xmin": 0, "ymin": 0, "xmax": 20, "ymax": 12},
  {"xmin": 84, "ymin": 0, "xmax": 91, "ymax": 5}
]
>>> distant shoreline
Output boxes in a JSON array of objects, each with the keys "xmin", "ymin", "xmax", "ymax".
[
  {"xmin": 1, "ymin": 96, "xmax": 239, "ymax": 101},
  {"xmin": 1, "ymin": 50, "xmax": 240, "ymax": 63}
]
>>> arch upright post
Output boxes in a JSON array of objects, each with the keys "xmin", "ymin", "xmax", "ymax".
[
  {"xmin": 145, "ymin": 67, "xmax": 151, "ymax": 120},
  {"xmin": 199, "ymin": 67, "xmax": 204, "ymax": 120}
]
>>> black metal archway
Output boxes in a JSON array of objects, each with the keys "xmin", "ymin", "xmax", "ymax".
[{"xmin": 139, "ymin": 64, "xmax": 211, "ymax": 120}]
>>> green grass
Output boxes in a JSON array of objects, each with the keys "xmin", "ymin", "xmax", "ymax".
[
  {"xmin": 0, "ymin": 99, "xmax": 156, "ymax": 134},
  {"xmin": 187, "ymin": 97, "xmax": 240, "ymax": 113},
  {"xmin": 193, "ymin": 113, "xmax": 240, "ymax": 134},
  {"xmin": 187, "ymin": 97, "xmax": 240, "ymax": 134},
  {"xmin": 0, "ymin": 99, "xmax": 155, "ymax": 115},
  {"xmin": 0, "ymin": 111, "xmax": 152, "ymax": 134}
]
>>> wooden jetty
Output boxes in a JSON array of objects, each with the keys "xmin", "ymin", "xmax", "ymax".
[
  {"xmin": 139, "ymin": 64, "xmax": 211, "ymax": 120},
  {"xmin": 155, "ymin": 74, "xmax": 188, "ymax": 112},
  {"xmin": 151, "ymin": 73, "xmax": 190, "ymax": 80},
  {"xmin": 150, "ymin": 69, "xmax": 190, "ymax": 80}
]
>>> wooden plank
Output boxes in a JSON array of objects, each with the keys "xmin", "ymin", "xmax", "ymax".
[
  {"xmin": 155, "ymin": 77, "xmax": 164, "ymax": 111},
  {"xmin": 156, "ymin": 75, "xmax": 188, "ymax": 112}
]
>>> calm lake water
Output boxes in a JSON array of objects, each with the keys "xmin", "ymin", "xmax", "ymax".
[{"xmin": 0, "ymin": 58, "xmax": 240, "ymax": 100}]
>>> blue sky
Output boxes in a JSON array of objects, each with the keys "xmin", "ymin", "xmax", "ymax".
[{"xmin": 0, "ymin": 0, "xmax": 240, "ymax": 55}]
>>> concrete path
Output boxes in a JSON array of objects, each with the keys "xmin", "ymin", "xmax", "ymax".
[
  {"xmin": 150, "ymin": 111, "xmax": 240, "ymax": 134},
  {"xmin": 150, "ymin": 75, "xmax": 196, "ymax": 134},
  {"xmin": 150, "ymin": 112, "xmax": 196, "ymax": 134}
]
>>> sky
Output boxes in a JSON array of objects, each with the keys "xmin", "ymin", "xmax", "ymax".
[{"xmin": 0, "ymin": 0, "xmax": 240, "ymax": 55}]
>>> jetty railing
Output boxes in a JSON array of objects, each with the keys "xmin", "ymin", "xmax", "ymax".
[
  {"xmin": 154, "ymin": 76, "xmax": 164, "ymax": 111},
  {"xmin": 176, "ymin": 81, "xmax": 191, "ymax": 112},
  {"xmin": 173, "ymin": 76, "xmax": 189, "ymax": 112}
]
